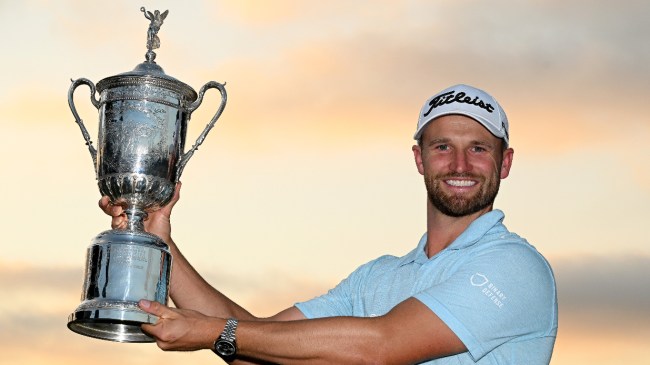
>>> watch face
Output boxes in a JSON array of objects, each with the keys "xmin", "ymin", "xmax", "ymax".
[{"xmin": 215, "ymin": 339, "xmax": 236, "ymax": 356}]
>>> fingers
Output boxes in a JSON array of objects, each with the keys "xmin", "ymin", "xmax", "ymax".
[
  {"xmin": 98, "ymin": 182, "xmax": 181, "ymax": 229},
  {"xmin": 139, "ymin": 301, "xmax": 215, "ymax": 352},
  {"xmin": 98, "ymin": 196, "xmax": 112, "ymax": 214},
  {"xmin": 139, "ymin": 300, "xmax": 182, "ymax": 348},
  {"xmin": 139, "ymin": 299, "xmax": 172, "ymax": 318},
  {"xmin": 98, "ymin": 196, "xmax": 124, "ymax": 216},
  {"xmin": 172, "ymin": 182, "xmax": 182, "ymax": 204},
  {"xmin": 98, "ymin": 196, "xmax": 128, "ymax": 229},
  {"xmin": 162, "ymin": 182, "xmax": 182, "ymax": 213}
]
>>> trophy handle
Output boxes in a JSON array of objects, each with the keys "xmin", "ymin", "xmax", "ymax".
[
  {"xmin": 68, "ymin": 78, "xmax": 101, "ymax": 171},
  {"xmin": 176, "ymin": 81, "xmax": 227, "ymax": 181}
]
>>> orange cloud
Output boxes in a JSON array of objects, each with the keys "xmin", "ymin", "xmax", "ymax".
[{"xmin": 217, "ymin": 0, "xmax": 314, "ymax": 24}]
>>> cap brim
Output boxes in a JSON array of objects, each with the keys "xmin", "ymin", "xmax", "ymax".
[{"xmin": 414, "ymin": 112, "xmax": 507, "ymax": 143}]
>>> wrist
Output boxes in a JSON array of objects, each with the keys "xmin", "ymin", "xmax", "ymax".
[{"xmin": 212, "ymin": 318, "xmax": 239, "ymax": 362}]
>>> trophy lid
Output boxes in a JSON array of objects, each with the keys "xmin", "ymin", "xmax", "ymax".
[{"xmin": 96, "ymin": 8, "xmax": 197, "ymax": 101}]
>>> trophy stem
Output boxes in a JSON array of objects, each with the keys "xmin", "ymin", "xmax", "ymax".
[{"xmin": 124, "ymin": 207, "xmax": 147, "ymax": 231}]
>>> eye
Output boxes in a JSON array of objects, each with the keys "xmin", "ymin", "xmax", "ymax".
[
  {"xmin": 470, "ymin": 145, "xmax": 487, "ymax": 153},
  {"xmin": 435, "ymin": 144, "xmax": 450, "ymax": 151}
]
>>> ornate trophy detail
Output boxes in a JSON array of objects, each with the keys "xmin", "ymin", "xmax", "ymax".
[
  {"xmin": 67, "ymin": 8, "xmax": 227, "ymax": 343},
  {"xmin": 141, "ymin": 7, "xmax": 168, "ymax": 62}
]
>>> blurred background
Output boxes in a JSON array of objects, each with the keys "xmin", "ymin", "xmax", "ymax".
[{"xmin": 0, "ymin": 1, "xmax": 648, "ymax": 364}]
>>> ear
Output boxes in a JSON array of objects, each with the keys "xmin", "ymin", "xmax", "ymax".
[
  {"xmin": 499, "ymin": 148, "xmax": 514, "ymax": 179},
  {"xmin": 412, "ymin": 145, "xmax": 425, "ymax": 175}
]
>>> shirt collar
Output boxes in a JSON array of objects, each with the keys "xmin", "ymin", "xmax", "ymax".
[
  {"xmin": 399, "ymin": 209, "xmax": 507, "ymax": 266},
  {"xmin": 447, "ymin": 209, "xmax": 506, "ymax": 250},
  {"xmin": 398, "ymin": 233, "xmax": 429, "ymax": 266}
]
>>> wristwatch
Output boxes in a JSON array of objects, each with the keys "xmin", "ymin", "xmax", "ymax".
[{"xmin": 213, "ymin": 318, "xmax": 238, "ymax": 362}]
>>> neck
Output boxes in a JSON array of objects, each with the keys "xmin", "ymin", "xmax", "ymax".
[{"xmin": 424, "ymin": 202, "xmax": 492, "ymax": 258}]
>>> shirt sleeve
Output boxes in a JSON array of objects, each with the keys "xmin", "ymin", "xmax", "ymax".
[{"xmin": 414, "ymin": 240, "xmax": 557, "ymax": 362}]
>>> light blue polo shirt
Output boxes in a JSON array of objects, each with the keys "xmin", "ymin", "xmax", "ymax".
[{"xmin": 295, "ymin": 210, "xmax": 558, "ymax": 364}]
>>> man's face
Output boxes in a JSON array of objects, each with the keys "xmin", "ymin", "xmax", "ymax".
[{"xmin": 413, "ymin": 115, "xmax": 513, "ymax": 217}]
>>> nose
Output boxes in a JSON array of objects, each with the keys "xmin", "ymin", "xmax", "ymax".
[{"xmin": 450, "ymin": 151, "xmax": 471, "ymax": 173}]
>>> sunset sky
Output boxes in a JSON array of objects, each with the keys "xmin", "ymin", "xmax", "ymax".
[{"xmin": 1, "ymin": 1, "xmax": 648, "ymax": 364}]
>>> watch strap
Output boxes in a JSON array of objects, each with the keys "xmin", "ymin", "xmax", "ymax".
[
  {"xmin": 212, "ymin": 318, "xmax": 238, "ymax": 361},
  {"xmin": 220, "ymin": 318, "xmax": 238, "ymax": 342}
]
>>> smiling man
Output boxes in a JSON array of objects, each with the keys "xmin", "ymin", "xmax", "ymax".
[{"xmin": 102, "ymin": 84, "xmax": 558, "ymax": 364}]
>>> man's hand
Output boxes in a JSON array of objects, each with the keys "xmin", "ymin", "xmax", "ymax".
[
  {"xmin": 98, "ymin": 183, "xmax": 181, "ymax": 243},
  {"xmin": 139, "ymin": 299, "xmax": 220, "ymax": 352}
]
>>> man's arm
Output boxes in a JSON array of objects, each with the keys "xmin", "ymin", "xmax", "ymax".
[
  {"xmin": 101, "ymin": 184, "xmax": 306, "ymax": 365},
  {"xmin": 163, "ymin": 235, "xmax": 255, "ymax": 319},
  {"xmin": 140, "ymin": 297, "xmax": 466, "ymax": 365},
  {"xmin": 99, "ymin": 183, "xmax": 297, "ymax": 322}
]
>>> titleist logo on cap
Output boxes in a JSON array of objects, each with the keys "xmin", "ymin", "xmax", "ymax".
[{"xmin": 422, "ymin": 90, "xmax": 495, "ymax": 117}]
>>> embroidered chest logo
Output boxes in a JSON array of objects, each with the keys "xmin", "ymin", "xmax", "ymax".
[{"xmin": 470, "ymin": 273, "xmax": 507, "ymax": 309}]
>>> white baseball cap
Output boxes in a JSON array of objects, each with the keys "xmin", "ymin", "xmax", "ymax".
[{"xmin": 414, "ymin": 84, "xmax": 509, "ymax": 146}]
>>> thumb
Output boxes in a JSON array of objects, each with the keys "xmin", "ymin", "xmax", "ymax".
[
  {"xmin": 156, "ymin": 182, "xmax": 181, "ymax": 216},
  {"xmin": 166, "ymin": 182, "xmax": 182, "ymax": 209},
  {"xmin": 139, "ymin": 299, "xmax": 172, "ymax": 318},
  {"xmin": 170, "ymin": 182, "xmax": 182, "ymax": 206}
]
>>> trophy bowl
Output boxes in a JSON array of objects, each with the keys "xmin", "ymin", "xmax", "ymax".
[{"xmin": 67, "ymin": 8, "xmax": 227, "ymax": 342}]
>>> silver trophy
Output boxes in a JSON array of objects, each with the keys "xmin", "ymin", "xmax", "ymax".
[{"xmin": 67, "ymin": 8, "xmax": 227, "ymax": 342}]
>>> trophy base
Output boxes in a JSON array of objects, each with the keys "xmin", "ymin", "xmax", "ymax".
[
  {"xmin": 68, "ymin": 229, "xmax": 172, "ymax": 343},
  {"xmin": 68, "ymin": 305, "xmax": 156, "ymax": 343}
]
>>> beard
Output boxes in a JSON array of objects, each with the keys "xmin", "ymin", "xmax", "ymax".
[{"xmin": 424, "ymin": 171, "xmax": 501, "ymax": 217}]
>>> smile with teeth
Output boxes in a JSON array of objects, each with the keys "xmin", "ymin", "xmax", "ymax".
[{"xmin": 445, "ymin": 179, "xmax": 477, "ymax": 187}]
